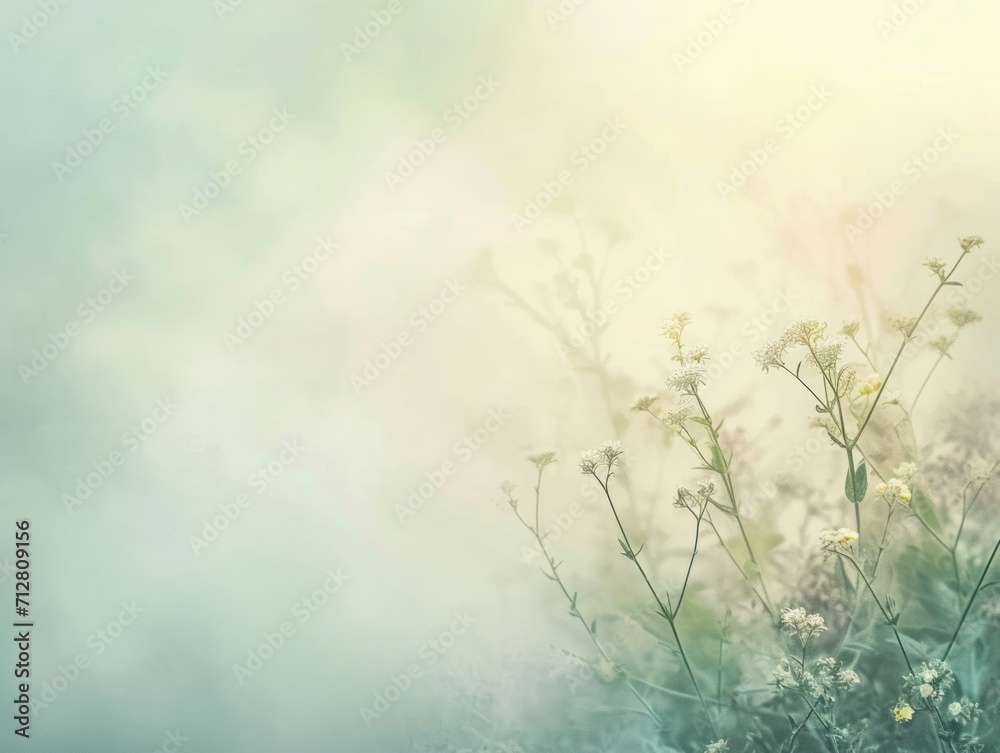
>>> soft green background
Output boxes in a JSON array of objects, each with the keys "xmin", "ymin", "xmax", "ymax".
[{"xmin": 1, "ymin": 0, "xmax": 999, "ymax": 750}]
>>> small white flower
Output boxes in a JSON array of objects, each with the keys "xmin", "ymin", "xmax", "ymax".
[
  {"xmin": 780, "ymin": 607, "xmax": 827, "ymax": 645},
  {"xmin": 960, "ymin": 235, "xmax": 984, "ymax": 252},
  {"xmin": 894, "ymin": 462, "xmax": 918, "ymax": 480},
  {"xmin": 875, "ymin": 478, "xmax": 911, "ymax": 506},
  {"xmin": 579, "ymin": 440, "xmax": 622, "ymax": 474},
  {"xmin": 675, "ymin": 342, "xmax": 710, "ymax": 364},
  {"xmin": 782, "ymin": 316, "xmax": 826, "ymax": 346},
  {"xmin": 820, "ymin": 528, "xmax": 859, "ymax": 554},
  {"xmin": 752, "ymin": 337, "xmax": 787, "ymax": 372},
  {"xmin": 919, "ymin": 683, "xmax": 934, "ymax": 699},
  {"xmin": 663, "ymin": 397, "xmax": 697, "ymax": 427},
  {"xmin": 808, "ymin": 334, "xmax": 848, "ymax": 370},
  {"xmin": 704, "ymin": 741, "xmax": 729, "ymax": 753},
  {"xmin": 948, "ymin": 702, "xmax": 962, "ymax": 717},
  {"xmin": 837, "ymin": 669, "xmax": 860, "ymax": 689},
  {"xmin": 665, "ymin": 363, "xmax": 708, "ymax": 393},
  {"xmin": 661, "ymin": 311, "xmax": 692, "ymax": 342}
]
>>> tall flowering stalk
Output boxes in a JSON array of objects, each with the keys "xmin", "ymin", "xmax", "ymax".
[
  {"xmin": 580, "ymin": 440, "xmax": 718, "ymax": 735},
  {"xmin": 753, "ymin": 236, "xmax": 983, "ymax": 561},
  {"xmin": 636, "ymin": 313, "xmax": 776, "ymax": 618},
  {"xmin": 502, "ymin": 452, "xmax": 665, "ymax": 726}
]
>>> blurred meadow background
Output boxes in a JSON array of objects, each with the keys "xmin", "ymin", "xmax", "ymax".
[{"xmin": 1, "ymin": 0, "xmax": 999, "ymax": 750}]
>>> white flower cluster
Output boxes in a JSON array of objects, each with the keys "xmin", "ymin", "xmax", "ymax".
[
  {"xmin": 874, "ymin": 478, "xmax": 912, "ymax": 506},
  {"xmin": 960, "ymin": 235, "xmax": 984, "ymax": 253},
  {"xmin": 903, "ymin": 660, "xmax": 954, "ymax": 705},
  {"xmin": 780, "ymin": 607, "xmax": 827, "ymax": 646},
  {"xmin": 772, "ymin": 656, "xmax": 859, "ymax": 703},
  {"xmin": 704, "ymin": 741, "xmax": 729, "ymax": 753},
  {"xmin": 946, "ymin": 305, "xmax": 983, "ymax": 329},
  {"xmin": 676, "ymin": 480, "xmax": 716, "ymax": 509},
  {"xmin": 579, "ymin": 440, "xmax": 623, "ymax": 474},
  {"xmin": 674, "ymin": 342, "xmax": 710, "ymax": 364},
  {"xmin": 661, "ymin": 311, "xmax": 692, "ymax": 343},
  {"xmin": 665, "ymin": 363, "xmax": 708, "ymax": 394},
  {"xmin": 819, "ymin": 527, "xmax": 859, "ymax": 555},
  {"xmin": 752, "ymin": 316, "xmax": 832, "ymax": 373},
  {"xmin": 807, "ymin": 334, "xmax": 848, "ymax": 370},
  {"xmin": 663, "ymin": 397, "xmax": 697, "ymax": 427},
  {"xmin": 947, "ymin": 697, "xmax": 980, "ymax": 725}
]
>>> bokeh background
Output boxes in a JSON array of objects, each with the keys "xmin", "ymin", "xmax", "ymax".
[{"xmin": 1, "ymin": 0, "xmax": 998, "ymax": 750}]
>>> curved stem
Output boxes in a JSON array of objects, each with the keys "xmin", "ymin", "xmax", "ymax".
[
  {"xmin": 593, "ymin": 472, "xmax": 717, "ymax": 735},
  {"xmin": 943, "ymin": 535, "xmax": 1000, "ymax": 660},
  {"xmin": 511, "ymin": 469, "xmax": 664, "ymax": 726}
]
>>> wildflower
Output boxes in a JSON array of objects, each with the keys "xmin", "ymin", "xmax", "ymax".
[
  {"xmin": 946, "ymin": 306, "xmax": 983, "ymax": 328},
  {"xmin": 891, "ymin": 316, "xmax": 918, "ymax": 337},
  {"xmin": 903, "ymin": 660, "xmax": 954, "ymax": 704},
  {"xmin": 752, "ymin": 337, "xmax": 787, "ymax": 372},
  {"xmin": 780, "ymin": 607, "xmax": 827, "ymax": 645},
  {"xmin": 704, "ymin": 741, "xmax": 729, "ymax": 753},
  {"xmin": 663, "ymin": 397, "xmax": 697, "ymax": 427},
  {"xmin": 874, "ymin": 478, "xmax": 911, "ymax": 506},
  {"xmin": 820, "ymin": 528, "xmax": 859, "ymax": 554},
  {"xmin": 837, "ymin": 669, "xmax": 860, "ymax": 689},
  {"xmin": 696, "ymin": 480, "xmax": 716, "ymax": 499},
  {"xmin": 946, "ymin": 698, "xmax": 981, "ymax": 724},
  {"xmin": 579, "ymin": 440, "xmax": 622, "ymax": 474},
  {"xmin": 782, "ymin": 316, "xmax": 826, "ymax": 345},
  {"xmin": 893, "ymin": 702, "xmax": 914, "ymax": 722},
  {"xmin": 665, "ymin": 363, "xmax": 708, "ymax": 393},
  {"xmin": 674, "ymin": 342, "xmax": 710, "ymax": 364},
  {"xmin": 923, "ymin": 257, "xmax": 948, "ymax": 281},
  {"xmin": 812, "ymin": 657, "xmax": 861, "ymax": 694},
  {"xmin": 857, "ymin": 373, "xmax": 881, "ymax": 395},
  {"xmin": 593, "ymin": 659, "xmax": 619, "ymax": 683},
  {"xmin": 661, "ymin": 311, "xmax": 692, "ymax": 343},
  {"xmin": 840, "ymin": 320, "xmax": 860, "ymax": 338},
  {"xmin": 807, "ymin": 334, "xmax": 848, "ymax": 370},
  {"xmin": 810, "ymin": 415, "xmax": 841, "ymax": 438},
  {"xmin": 960, "ymin": 235, "xmax": 984, "ymax": 252},
  {"xmin": 929, "ymin": 335, "xmax": 955, "ymax": 356},
  {"xmin": 894, "ymin": 462, "xmax": 917, "ymax": 480},
  {"xmin": 630, "ymin": 395, "xmax": 659, "ymax": 412},
  {"xmin": 527, "ymin": 452, "xmax": 557, "ymax": 470}
]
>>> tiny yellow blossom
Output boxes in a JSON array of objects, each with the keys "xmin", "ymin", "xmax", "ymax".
[
  {"xmin": 893, "ymin": 702, "xmax": 914, "ymax": 722},
  {"xmin": 858, "ymin": 374, "xmax": 881, "ymax": 395}
]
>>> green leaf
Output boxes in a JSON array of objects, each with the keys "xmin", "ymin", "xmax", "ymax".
[
  {"xmin": 690, "ymin": 416, "xmax": 712, "ymax": 427},
  {"xmin": 715, "ymin": 417, "xmax": 725, "ymax": 433},
  {"xmin": 710, "ymin": 444, "xmax": 727, "ymax": 473},
  {"xmin": 845, "ymin": 461, "xmax": 868, "ymax": 503},
  {"xmin": 943, "ymin": 281, "xmax": 964, "ymax": 286},
  {"xmin": 591, "ymin": 619, "xmax": 597, "ymax": 635},
  {"xmin": 826, "ymin": 431, "xmax": 846, "ymax": 448}
]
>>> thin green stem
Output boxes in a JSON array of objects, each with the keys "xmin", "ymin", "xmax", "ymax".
[
  {"xmin": 511, "ymin": 469, "xmax": 664, "ymax": 726},
  {"xmin": 910, "ymin": 352, "xmax": 946, "ymax": 413},
  {"xmin": 852, "ymin": 250, "xmax": 971, "ymax": 449},
  {"xmin": 691, "ymin": 392, "xmax": 775, "ymax": 617},
  {"xmin": 840, "ymin": 553, "xmax": 914, "ymax": 674},
  {"xmin": 593, "ymin": 472, "xmax": 717, "ymax": 735},
  {"xmin": 943, "ymin": 535, "xmax": 1000, "ymax": 660}
]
